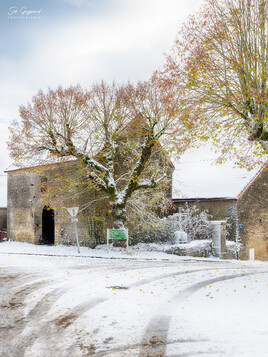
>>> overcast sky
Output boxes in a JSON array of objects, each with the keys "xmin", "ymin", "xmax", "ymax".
[{"xmin": 0, "ymin": 0, "xmax": 203, "ymax": 206}]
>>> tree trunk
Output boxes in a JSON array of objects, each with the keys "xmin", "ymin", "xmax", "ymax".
[
  {"xmin": 112, "ymin": 204, "xmax": 127, "ymax": 247},
  {"xmin": 112, "ymin": 204, "xmax": 127, "ymax": 229}
]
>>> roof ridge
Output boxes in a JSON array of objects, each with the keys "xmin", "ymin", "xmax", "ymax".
[{"xmin": 237, "ymin": 161, "xmax": 268, "ymax": 199}]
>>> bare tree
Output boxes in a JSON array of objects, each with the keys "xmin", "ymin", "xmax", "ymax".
[
  {"xmin": 163, "ymin": 0, "xmax": 268, "ymax": 165},
  {"xmin": 8, "ymin": 78, "xmax": 196, "ymax": 228}
]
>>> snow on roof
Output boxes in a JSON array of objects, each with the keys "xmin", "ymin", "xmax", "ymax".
[
  {"xmin": 172, "ymin": 148, "xmax": 261, "ymax": 200},
  {"xmin": 5, "ymin": 156, "xmax": 77, "ymax": 173},
  {"xmin": 237, "ymin": 161, "xmax": 268, "ymax": 199},
  {"xmin": 4, "ymin": 145, "xmax": 266, "ymax": 202}
]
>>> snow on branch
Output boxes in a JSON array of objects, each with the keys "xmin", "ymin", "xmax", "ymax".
[{"xmin": 135, "ymin": 173, "xmax": 166, "ymax": 191}]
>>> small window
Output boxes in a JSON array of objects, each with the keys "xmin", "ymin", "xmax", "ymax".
[{"xmin": 40, "ymin": 177, "xmax": 48, "ymax": 192}]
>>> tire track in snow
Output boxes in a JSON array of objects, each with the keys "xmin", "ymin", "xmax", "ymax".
[
  {"xmin": 138, "ymin": 271, "xmax": 265, "ymax": 357},
  {"xmin": 0, "ymin": 268, "xmax": 73, "ymax": 357},
  {"xmin": 0, "ymin": 269, "xmax": 44, "ymax": 292},
  {"xmin": 63, "ymin": 268, "xmax": 214, "ymax": 356},
  {"xmin": 1, "ymin": 280, "xmax": 105, "ymax": 357},
  {"xmin": 0, "ymin": 262, "xmax": 175, "ymax": 356},
  {"xmin": 1, "ymin": 260, "xmax": 261, "ymax": 357},
  {"xmin": 52, "ymin": 267, "xmax": 212, "ymax": 329},
  {"xmin": 18, "ymin": 268, "xmax": 206, "ymax": 356},
  {"xmin": 1, "ymin": 287, "xmax": 69, "ymax": 357},
  {"xmin": 72, "ymin": 337, "xmax": 209, "ymax": 357},
  {"xmin": 0, "ymin": 271, "xmax": 59, "ymax": 330},
  {"xmin": 2, "ymin": 261, "xmax": 137, "ymax": 356},
  {"xmin": 131, "ymin": 268, "xmax": 213, "ymax": 288}
]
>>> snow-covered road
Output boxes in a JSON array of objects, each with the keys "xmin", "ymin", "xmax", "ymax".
[{"xmin": 0, "ymin": 242, "xmax": 268, "ymax": 357}]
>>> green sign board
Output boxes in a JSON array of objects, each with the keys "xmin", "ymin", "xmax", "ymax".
[
  {"xmin": 107, "ymin": 228, "xmax": 129, "ymax": 254},
  {"xmin": 108, "ymin": 229, "xmax": 127, "ymax": 240}
]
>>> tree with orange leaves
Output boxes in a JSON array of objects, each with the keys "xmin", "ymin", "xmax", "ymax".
[
  {"xmin": 8, "ymin": 78, "xmax": 196, "ymax": 229},
  {"xmin": 163, "ymin": 0, "xmax": 268, "ymax": 165}
]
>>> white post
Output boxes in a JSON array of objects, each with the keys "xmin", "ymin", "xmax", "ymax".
[
  {"xmin": 211, "ymin": 221, "xmax": 226, "ymax": 258},
  {"xmin": 126, "ymin": 229, "xmax": 129, "ymax": 255},
  {"xmin": 67, "ymin": 207, "xmax": 80, "ymax": 254},
  {"xmin": 107, "ymin": 229, "xmax": 109, "ymax": 254},
  {"xmin": 249, "ymin": 248, "xmax": 255, "ymax": 261},
  {"xmin": 235, "ymin": 232, "xmax": 239, "ymax": 260},
  {"xmin": 211, "ymin": 221, "xmax": 221, "ymax": 257},
  {"xmin": 178, "ymin": 207, "xmax": 182, "ymax": 231},
  {"xmin": 73, "ymin": 215, "xmax": 80, "ymax": 254}
]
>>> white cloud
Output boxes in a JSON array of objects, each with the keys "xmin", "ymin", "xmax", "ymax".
[
  {"xmin": 63, "ymin": 0, "xmax": 92, "ymax": 6},
  {"xmin": 0, "ymin": 122, "xmax": 12, "ymax": 206},
  {"xmin": 0, "ymin": 0, "xmax": 203, "ymax": 203},
  {"xmin": 28, "ymin": 1, "xmax": 190, "ymax": 86},
  {"xmin": 1, "ymin": 0, "xmax": 203, "ymax": 116},
  {"xmin": 0, "ymin": 123, "xmax": 12, "ymax": 170}
]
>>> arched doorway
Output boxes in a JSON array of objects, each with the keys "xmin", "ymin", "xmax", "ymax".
[{"xmin": 42, "ymin": 206, "xmax": 54, "ymax": 244}]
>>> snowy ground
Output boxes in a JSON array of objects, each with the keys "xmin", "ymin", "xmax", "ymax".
[{"xmin": 0, "ymin": 241, "xmax": 268, "ymax": 357}]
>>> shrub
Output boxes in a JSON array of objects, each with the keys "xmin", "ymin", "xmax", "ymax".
[{"xmin": 130, "ymin": 203, "xmax": 212, "ymax": 244}]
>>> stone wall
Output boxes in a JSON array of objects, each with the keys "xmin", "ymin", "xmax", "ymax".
[
  {"xmin": 7, "ymin": 168, "xmax": 37, "ymax": 243},
  {"xmin": 0, "ymin": 208, "xmax": 7, "ymax": 230},
  {"xmin": 173, "ymin": 199, "xmax": 237, "ymax": 240},
  {"xmin": 7, "ymin": 165, "xmax": 98, "ymax": 246},
  {"xmin": 237, "ymin": 166, "xmax": 268, "ymax": 261}
]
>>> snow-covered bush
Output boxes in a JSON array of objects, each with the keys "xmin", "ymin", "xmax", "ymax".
[
  {"xmin": 226, "ymin": 240, "xmax": 240, "ymax": 259},
  {"xmin": 166, "ymin": 239, "xmax": 212, "ymax": 258},
  {"xmin": 130, "ymin": 203, "xmax": 212, "ymax": 244},
  {"xmin": 59, "ymin": 227, "xmax": 73, "ymax": 246},
  {"xmin": 167, "ymin": 204, "xmax": 212, "ymax": 241},
  {"xmin": 174, "ymin": 230, "xmax": 188, "ymax": 243}
]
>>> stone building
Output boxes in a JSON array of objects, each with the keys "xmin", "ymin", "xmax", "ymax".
[
  {"xmin": 6, "ymin": 163, "xmax": 107, "ymax": 247},
  {"xmin": 173, "ymin": 159, "xmax": 268, "ymax": 261},
  {"xmin": 237, "ymin": 164, "xmax": 268, "ymax": 260},
  {"xmin": 6, "ymin": 163, "xmax": 85, "ymax": 246},
  {"xmin": 6, "ymin": 149, "xmax": 174, "ymax": 247}
]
